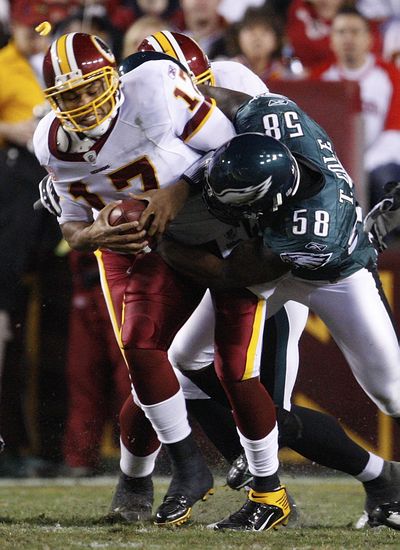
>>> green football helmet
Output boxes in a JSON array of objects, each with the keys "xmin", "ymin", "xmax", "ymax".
[{"xmin": 203, "ymin": 133, "xmax": 300, "ymax": 224}]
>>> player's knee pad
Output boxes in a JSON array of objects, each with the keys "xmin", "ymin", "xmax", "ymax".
[
  {"xmin": 121, "ymin": 314, "xmax": 158, "ymax": 349},
  {"xmin": 276, "ymin": 407, "xmax": 303, "ymax": 448},
  {"xmin": 214, "ymin": 360, "xmax": 250, "ymax": 385}
]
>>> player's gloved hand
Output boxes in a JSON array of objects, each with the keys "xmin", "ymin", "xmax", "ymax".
[
  {"xmin": 38, "ymin": 174, "xmax": 61, "ymax": 216},
  {"xmin": 364, "ymin": 181, "xmax": 400, "ymax": 252}
]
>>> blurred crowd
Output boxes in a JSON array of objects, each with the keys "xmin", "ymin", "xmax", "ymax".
[{"xmin": 0, "ymin": 0, "xmax": 399, "ymax": 477}]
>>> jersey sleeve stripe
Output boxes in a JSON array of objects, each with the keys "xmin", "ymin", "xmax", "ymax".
[{"xmin": 180, "ymin": 98, "xmax": 216, "ymax": 142}]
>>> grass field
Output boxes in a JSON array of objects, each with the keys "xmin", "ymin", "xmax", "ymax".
[{"xmin": 0, "ymin": 475, "xmax": 399, "ymax": 549}]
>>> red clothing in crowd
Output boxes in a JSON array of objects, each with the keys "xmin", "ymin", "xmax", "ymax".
[{"xmin": 286, "ymin": 0, "xmax": 382, "ymax": 70}]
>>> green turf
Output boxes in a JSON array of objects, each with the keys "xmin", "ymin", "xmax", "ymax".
[{"xmin": 0, "ymin": 476, "xmax": 398, "ymax": 549}]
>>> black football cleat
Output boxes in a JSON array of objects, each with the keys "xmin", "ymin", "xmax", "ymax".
[
  {"xmin": 210, "ymin": 486, "xmax": 291, "ymax": 531},
  {"xmin": 226, "ymin": 453, "xmax": 253, "ymax": 490},
  {"xmin": 355, "ymin": 461, "xmax": 400, "ymax": 530},
  {"xmin": 368, "ymin": 501, "xmax": 400, "ymax": 530},
  {"xmin": 155, "ymin": 464, "xmax": 214, "ymax": 526},
  {"xmin": 109, "ymin": 473, "xmax": 153, "ymax": 522}
]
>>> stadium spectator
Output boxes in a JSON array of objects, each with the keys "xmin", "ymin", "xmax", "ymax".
[
  {"xmin": 178, "ymin": 0, "xmax": 229, "ymax": 58},
  {"xmin": 217, "ymin": 0, "xmax": 265, "ymax": 23},
  {"xmin": 285, "ymin": 0, "xmax": 354, "ymax": 71},
  {"xmin": 227, "ymin": 7, "xmax": 305, "ymax": 82},
  {"xmin": 122, "ymin": 15, "xmax": 170, "ymax": 58},
  {"xmin": 118, "ymin": 0, "xmax": 182, "ymax": 31},
  {"xmin": 312, "ymin": 7, "xmax": 400, "ymax": 207},
  {"xmin": 218, "ymin": 0, "xmax": 293, "ymax": 23}
]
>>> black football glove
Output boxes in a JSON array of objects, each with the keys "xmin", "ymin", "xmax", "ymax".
[
  {"xmin": 35, "ymin": 174, "xmax": 61, "ymax": 217},
  {"xmin": 364, "ymin": 181, "xmax": 400, "ymax": 252}
]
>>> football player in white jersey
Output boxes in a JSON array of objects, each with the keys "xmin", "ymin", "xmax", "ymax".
[{"xmin": 33, "ymin": 32, "xmax": 291, "ymax": 530}]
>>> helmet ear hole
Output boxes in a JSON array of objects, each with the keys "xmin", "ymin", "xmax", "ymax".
[{"xmin": 203, "ymin": 133, "xmax": 300, "ymax": 223}]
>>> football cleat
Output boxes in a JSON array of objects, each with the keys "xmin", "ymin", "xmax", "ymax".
[
  {"xmin": 210, "ymin": 486, "xmax": 291, "ymax": 531},
  {"xmin": 354, "ymin": 461, "xmax": 400, "ymax": 530},
  {"xmin": 368, "ymin": 502, "xmax": 400, "ymax": 530},
  {"xmin": 226, "ymin": 453, "xmax": 253, "ymax": 490},
  {"xmin": 226, "ymin": 453, "xmax": 299, "ymax": 526},
  {"xmin": 154, "ymin": 464, "xmax": 214, "ymax": 526},
  {"xmin": 109, "ymin": 473, "xmax": 153, "ymax": 522}
]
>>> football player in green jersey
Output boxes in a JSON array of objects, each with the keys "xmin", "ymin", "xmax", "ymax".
[{"xmin": 158, "ymin": 91, "xmax": 400, "ymax": 530}]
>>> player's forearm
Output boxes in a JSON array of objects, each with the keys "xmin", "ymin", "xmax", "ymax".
[
  {"xmin": 158, "ymin": 238, "xmax": 228, "ymax": 287},
  {"xmin": 158, "ymin": 237, "xmax": 289, "ymax": 289},
  {"xmin": 219, "ymin": 239, "xmax": 289, "ymax": 286},
  {"xmin": 198, "ymin": 85, "xmax": 251, "ymax": 123},
  {"xmin": 61, "ymin": 221, "xmax": 98, "ymax": 251}
]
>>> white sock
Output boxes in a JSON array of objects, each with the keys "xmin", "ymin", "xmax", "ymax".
[
  {"xmin": 120, "ymin": 439, "xmax": 161, "ymax": 478},
  {"xmin": 139, "ymin": 389, "xmax": 191, "ymax": 444},
  {"xmin": 238, "ymin": 424, "xmax": 279, "ymax": 477},
  {"xmin": 354, "ymin": 453, "xmax": 385, "ymax": 482}
]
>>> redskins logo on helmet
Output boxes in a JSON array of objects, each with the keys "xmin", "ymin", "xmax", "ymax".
[
  {"xmin": 43, "ymin": 33, "xmax": 121, "ymax": 135},
  {"xmin": 138, "ymin": 30, "xmax": 216, "ymax": 86}
]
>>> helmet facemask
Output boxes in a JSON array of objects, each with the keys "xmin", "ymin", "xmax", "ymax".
[
  {"xmin": 203, "ymin": 177, "xmax": 266, "ymax": 225},
  {"xmin": 43, "ymin": 33, "xmax": 122, "ymax": 137},
  {"xmin": 45, "ymin": 66, "xmax": 120, "ymax": 134}
]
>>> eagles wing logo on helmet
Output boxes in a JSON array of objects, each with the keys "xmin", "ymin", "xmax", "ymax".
[
  {"xmin": 203, "ymin": 133, "xmax": 300, "ymax": 224},
  {"xmin": 214, "ymin": 176, "xmax": 273, "ymax": 205}
]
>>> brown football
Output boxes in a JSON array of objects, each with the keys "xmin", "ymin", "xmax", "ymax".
[{"xmin": 108, "ymin": 198, "xmax": 156, "ymax": 249}]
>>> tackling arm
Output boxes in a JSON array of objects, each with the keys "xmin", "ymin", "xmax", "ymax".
[
  {"xmin": 197, "ymin": 85, "xmax": 251, "ymax": 123},
  {"xmin": 158, "ymin": 236, "xmax": 289, "ymax": 289}
]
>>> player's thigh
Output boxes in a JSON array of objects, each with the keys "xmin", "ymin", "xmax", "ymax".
[
  {"xmin": 213, "ymin": 288, "xmax": 267, "ymax": 382},
  {"xmin": 122, "ymin": 252, "xmax": 204, "ymax": 349},
  {"xmin": 310, "ymin": 269, "xmax": 400, "ymax": 400},
  {"xmin": 168, "ymin": 289, "xmax": 215, "ymax": 371}
]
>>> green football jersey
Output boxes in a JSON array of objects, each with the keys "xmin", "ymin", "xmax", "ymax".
[{"xmin": 235, "ymin": 93, "xmax": 377, "ymax": 281}]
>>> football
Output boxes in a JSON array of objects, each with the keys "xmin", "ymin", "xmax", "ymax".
[{"xmin": 108, "ymin": 197, "xmax": 156, "ymax": 249}]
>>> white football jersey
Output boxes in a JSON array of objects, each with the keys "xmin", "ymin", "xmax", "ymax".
[
  {"xmin": 167, "ymin": 60, "xmax": 269, "ymax": 248},
  {"xmin": 211, "ymin": 60, "xmax": 269, "ymax": 96},
  {"xmin": 33, "ymin": 58, "xmax": 235, "ymax": 225}
]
